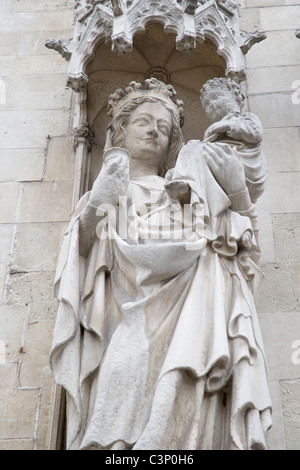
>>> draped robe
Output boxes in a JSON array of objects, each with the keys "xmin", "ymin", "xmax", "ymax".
[{"xmin": 50, "ymin": 140, "xmax": 272, "ymax": 450}]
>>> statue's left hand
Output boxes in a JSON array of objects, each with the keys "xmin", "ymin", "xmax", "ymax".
[{"xmin": 203, "ymin": 143, "xmax": 246, "ymax": 195}]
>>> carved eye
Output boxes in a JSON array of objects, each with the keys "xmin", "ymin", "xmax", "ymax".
[
  {"xmin": 134, "ymin": 117, "xmax": 149, "ymax": 126},
  {"xmin": 158, "ymin": 125, "xmax": 170, "ymax": 136}
]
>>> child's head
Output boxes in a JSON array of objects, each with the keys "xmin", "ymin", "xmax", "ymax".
[{"xmin": 200, "ymin": 78, "xmax": 245, "ymax": 122}]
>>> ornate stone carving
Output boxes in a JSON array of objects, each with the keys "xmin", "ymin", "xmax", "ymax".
[
  {"xmin": 45, "ymin": 38, "xmax": 73, "ymax": 61},
  {"xmin": 45, "ymin": 0, "xmax": 267, "ymax": 92},
  {"xmin": 50, "ymin": 79, "xmax": 272, "ymax": 450},
  {"xmin": 73, "ymin": 122, "xmax": 95, "ymax": 151},
  {"xmin": 240, "ymin": 30, "xmax": 267, "ymax": 54}
]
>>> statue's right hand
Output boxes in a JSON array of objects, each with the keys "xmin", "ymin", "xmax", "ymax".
[{"xmin": 89, "ymin": 148, "xmax": 131, "ymax": 209}]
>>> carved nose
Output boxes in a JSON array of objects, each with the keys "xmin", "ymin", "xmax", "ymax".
[{"xmin": 148, "ymin": 126, "xmax": 158, "ymax": 138}]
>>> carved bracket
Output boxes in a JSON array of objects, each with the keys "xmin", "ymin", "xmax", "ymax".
[
  {"xmin": 240, "ymin": 30, "xmax": 267, "ymax": 54},
  {"xmin": 73, "ymin": 122, "xmax": 95, "ymax": 151},
  {"xmin": 46, "ymin": 0, "xmax": 267, "ymax": 92}
]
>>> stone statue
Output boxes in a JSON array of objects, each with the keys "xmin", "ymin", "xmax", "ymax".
[{"xmin": 50, "ymin": 78, "xmax": 272, "ymax": 450}]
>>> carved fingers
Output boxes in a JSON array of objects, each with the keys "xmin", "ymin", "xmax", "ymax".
[
  {"xmin": 203, "ymin": 143, "xmax": 246, "ymax": 195},
  {"xmin": 89, "ymin": 148, "xmax": 131, "ymax": 208},
  {"xmin": 204, "ymin": 121, "xmax": 232, "ymax": 141}
]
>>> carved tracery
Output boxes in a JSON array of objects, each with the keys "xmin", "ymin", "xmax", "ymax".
[{"xmin": 46, "ymin": 0, "xmax": 267, "ymax": 93}]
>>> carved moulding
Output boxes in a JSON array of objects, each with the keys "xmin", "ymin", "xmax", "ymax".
[{"xmin": 45, "ymin": 0, "xmax": 267, "ymax": 93}]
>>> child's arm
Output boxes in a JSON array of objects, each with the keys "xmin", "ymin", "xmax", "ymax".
[
  {"xmin": 225, "ymin": 112, "xmax": 263, "ymax": 144},
  {"xmin": 204, "ymin": 112, "xmax": 263, "ymax": 145}
]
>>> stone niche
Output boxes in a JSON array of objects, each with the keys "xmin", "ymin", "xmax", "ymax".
[{"xmin": 86, "ymin": 23, "xmax": 226, "ymax": 187}]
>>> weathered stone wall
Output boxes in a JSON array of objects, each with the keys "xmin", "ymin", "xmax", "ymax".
[
  {"xmin": 239, "ymin": 0, "xmax": 300, "ymax": 450},
  {"xmin": 0, "ymin": 0, "xmax": 299, "ymax": 450},
  {"xmin": 0, "ymin": 0, "xmax": 74, "ymax": 450}
]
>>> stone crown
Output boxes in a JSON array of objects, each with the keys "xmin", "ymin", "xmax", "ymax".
[{"xmin": 107, "ymin": 78, "xmax": 185, "ymax": 127}]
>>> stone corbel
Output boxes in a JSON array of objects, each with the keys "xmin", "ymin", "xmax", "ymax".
[
  {"xmin": 45, "ymin": 38, "xmax": 73, "ymax": 61},
  {"xmin": 240, "ymin": 30, "xmax": 267, "ymax": 54},
  {"xmin": 73, "ymin": 122, "xmax": 95, "ymax": 152}
]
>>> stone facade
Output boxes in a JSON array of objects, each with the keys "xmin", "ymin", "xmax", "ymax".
[{"xmin": 0, "ymin": 0, "xmax": 299, "ymax": 450}]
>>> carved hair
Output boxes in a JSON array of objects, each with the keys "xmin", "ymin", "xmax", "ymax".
[
  {"xmin": 200, "ymin": 77, "xmax": 245, "ymax": 109},
  {"xmin": 108, "ymin": 96, "xmax": 184, "ymax": 177}
]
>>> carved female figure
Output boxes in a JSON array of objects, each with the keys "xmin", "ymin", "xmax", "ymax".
[{"xmin": 50, "ymin": 78, "xmax": 272, "ymax": 450}]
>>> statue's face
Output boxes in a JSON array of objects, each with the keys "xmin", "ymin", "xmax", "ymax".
[
  {"xmin": 202, "ymin": 90, "xmax": 240, "ymax": 122},
  {"xmin": 123, "ymin": 101, "xmax": 172, "ymax": 164}
]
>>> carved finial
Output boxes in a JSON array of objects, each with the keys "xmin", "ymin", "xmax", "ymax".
[
  {"xmin": 184, "ymin": 0, "xmax": 198, "ymax": 15},
  {"xmin": 111, "ymin": 0, "xmax": 124, "ymax": 16}
]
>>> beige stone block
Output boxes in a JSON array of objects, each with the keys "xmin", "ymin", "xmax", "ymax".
[
  {"xmin": 256, "ymin": 215, "xmax": 276, "ymax": 263},
  {"xmin": 35, "ymin": 383, "xmax": 57, "ymax": 450},
  {"xmin": 260, "ymin": 5, "xmax": 300, "ymax": 31},
  {"xmin": 239, "ymin": 8, "xmax": 261, "ymax": 33},
  {"xmin": 0, "ymin": 55, "xmax": 69, "ymax": 78},
  {"xmin": 0, "ymin": 305, "xmax": 27, "ymax": 364},
  {"xmin": 0, "ymin": 148, "xmax": 44, "ymax": 182},
  {"xmin": 256, "ymin": 264, "xmax": 297, "ymax": 313},
  {"xmin": 4, "ymin": 74, "xmax": 72, "ymax": 111},
  {"xmin": 245, "ymin": 0, "xmax": 275, "ymax": 5},
  {"xmin": 0, "ymin": 11, "xmax": 73, "ymax": 32},
  {"xmin": 0, "ymin": 224, "xmax": 13, "ymax": 262},
  {"xmin": 262, "ymin": 128, "xmax": 300, "ymax": 173},
  {"xmin": 0, "ymin": 363, "xmax": 17, "ymax": 391},
  {"xmin": 249, "ymin": 93, "xmax": 300, "ymax": 129},
  {"xmin": 246, "ymin": 30, "xmax": 299, "ymax": 68},
  {"xmin": 11, "ymin": 0, "xmax": 74, "ymax": 12},
  {"xmin": 6, "ymin": 271, "xmax": 58, "ymax": 322},
  {"xmin": 280, "ymin": 380, "xmax": 300, "ymax": 450},
  {"xmin": 18, "ymin": 181, "xmax": 73, "ymax": 223},
  {"xmin": 0, "ymin": 0, "xmax": 12, "ymax": 14},
  {"xmin": 11, "ymin": 222, "xmax": 67, "ymax": 272},
  {"xmin": 0, "ymin": 109, "xmax": 70, "ymax": 149},
  {"xmin": 0, "ymin": 262, "xmax": 7, "ymax": 301},
  {"xmin": 259, "ymin": 312, "xmax": 300, "ymax": 380},
  {"xmin": 0, "ymin": 182, "xmax": 19, "ymax": 223},
  {"xmin": 0, "ymin": 439, "xmax": 34, "ymax": 450},
  {"xmin": 256, "ymin": 173, "xmax": 300, "ymax": 215},
  {"xmin": 0, "ymin": 388, "xmax": 39, "ymax": 439},
  {"xmin": 291, "ymin": 263, "xmax": 300, "ymax": 310},
  {"xmin": 247, "ymin": 66, "xmax": 300, "ymax": 95},
  {"xmin": 0, "ymin": 31, "xmax": 19, "ymax": 56},
  {"xmin": 272, "ymin": 214, "xmax": 300, "ymax": 263},
  {"xmin": 44, "ymin": 136, "xmax": 75, "ymax": 181},
  {"xmin": 19, "ymin": 320, "xmax": 54, "ymax": 388},
  {"xmin": 266, "ymin": 380, "xmax": 286, "ymax": 450},
  {"xmin": 18, "ymin": 29, "xmax": 74, "ymax": 56}
]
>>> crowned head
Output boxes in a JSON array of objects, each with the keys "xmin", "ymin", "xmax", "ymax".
[
  {"xmin": 107, "ymin": 78, "xmax": 184, "ymax": 128},
  {"xmin": 106, "ymin": 79, "xmax": 184, "ymax": 177}
]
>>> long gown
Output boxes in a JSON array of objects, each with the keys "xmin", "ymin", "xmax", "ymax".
[{"xmin": 50, "ymin": 140, "xmax": 272, "ymax": 450}]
